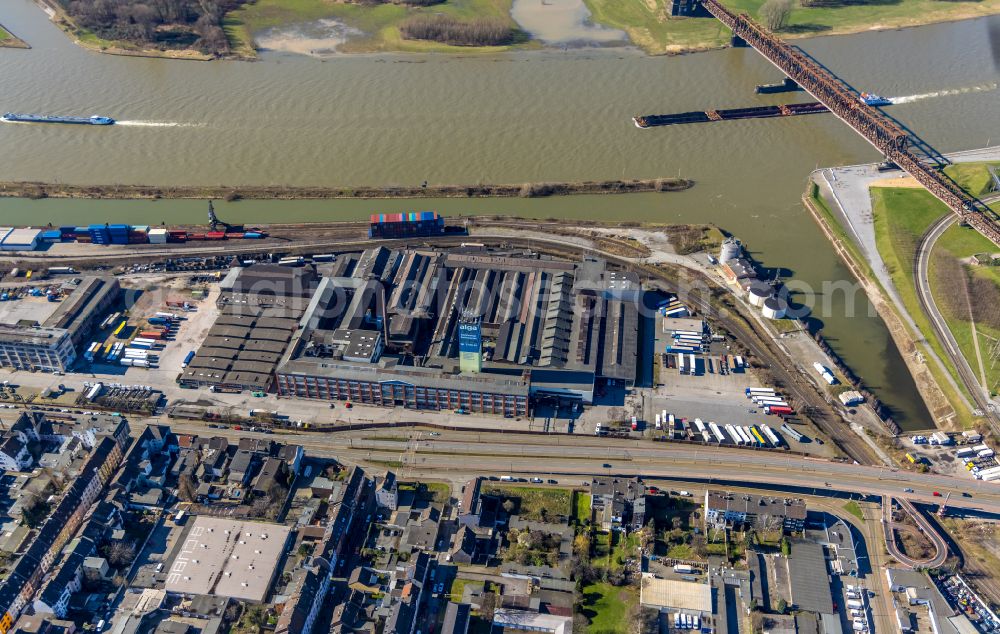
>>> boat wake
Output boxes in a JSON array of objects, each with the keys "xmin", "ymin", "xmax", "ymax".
[
  {"xmin": 890, "ymin": 82, "xmax": 997, "ymax": 104},
  {"xmin": 114, "ymin": 120, "xmax": 201, "ymax": 127}
]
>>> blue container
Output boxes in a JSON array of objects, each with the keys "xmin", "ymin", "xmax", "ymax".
[
  {"xmin": 244, "ymin": 232, "xmax": 262, "ymax": 239},
  {"xmin": 41, "ymin": 230, "xmax": 61, "ymax": 242}
]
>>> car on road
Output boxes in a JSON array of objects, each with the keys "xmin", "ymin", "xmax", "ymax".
[
  {"xmin": 530, "ymin": 477, "xmax": 543, "ymax": 483},
  {"xmin": 547, "ymin": 479, "xmax": 558, "ymax": 484},
  {"xmin": 933, "ymin": 491, "xmax": 942, "ymax": 497},
  {"xmin": 602, "ymin": 463, "xmax": 612, "ymax": 468},
  {"xmin": 903, "ymin": 488, "xmax": 913, "ymax": 493},
  {"xmin": 428, "ymin": 432, "xmax": 440, "ymax": 436}
]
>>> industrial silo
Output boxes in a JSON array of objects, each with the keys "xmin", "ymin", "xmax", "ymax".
[
  {"xmin": 761, "ymin": 296, "xmax": 788, "ymax": 320},
  {"xmin": 719, "ymin": 237, "xmax": 742, "ymax": 263},
  {"xmin": 747, "ymin": 281, "xmax": 772, "ymax": 307}
]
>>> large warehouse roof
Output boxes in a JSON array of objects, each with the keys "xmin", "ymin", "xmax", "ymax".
[{"xmin": 164, "ymin": 516, "xmax": 291, "ymax": 602}]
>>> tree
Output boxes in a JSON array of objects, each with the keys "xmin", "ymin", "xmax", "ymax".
[
  {"xmin": 759, "ymin": 0, "xmax": 793, "ymax": 31},
  {"xmin": 780, "ymin": 537, "xmax": 791, "ymax": 557},
  {"xmin": 106, "ymin": 540, "xmax": 136, "ymax": 568},
  {"xmin": 573, "ymin": 533, "xmax": 591, "ymax": 560},
  {"xmin": 776, "ymin": 598, "xmax": 788, "ymax": 614},
  {"xmin": 502, "ymin": 499, "xmax": 516, "ymax": 514}
]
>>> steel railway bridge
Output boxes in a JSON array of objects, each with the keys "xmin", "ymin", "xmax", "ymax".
[{"xmin": 700, "ymin": 0, "xmax": 1000, "ymax": 247}]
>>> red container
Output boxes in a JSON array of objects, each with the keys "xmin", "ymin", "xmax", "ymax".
[
  {"xmin": 766, "ymin": 406, "xmax": 793, "ymax": 416},
  {"xmin": 206, "ymin": 231, "xmax": 227, "ymax": 240},
  {"xmin": 139, "ymin": 331, "xmax": 164, "ymax": 339},
  {"xmin": 226, "ymin": 232, "xmax": 245, "ymax": 239},
  {"xmin": 189, "ymin": 233, "xmax": 206, "ymax": 240}
]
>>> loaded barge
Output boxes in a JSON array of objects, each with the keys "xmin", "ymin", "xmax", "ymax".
[
  {"xmin": 634, "ymin": 101, "xmax": 828, "ymax": 128},
  {"xmin": 634, "ymin": 92, "xmax": 892, "ymax": 128}
]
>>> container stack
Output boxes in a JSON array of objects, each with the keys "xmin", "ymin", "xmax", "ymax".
[
  {"xmin": 129, "ymin": 225, "xmax": 149, "ymax": 243},
  {"xmin": 88, "ymin": 224, "xmax": 110, "ymax": 245},
  {"xmin": 108, "ymin": 224, "xmax": 130, "ymax": 245},
  {"xmin": 368, "ymin": 211, "xmax": 444, "ymax": 239},
  {"xmin": 148, "ymin": 228, "xmax": 168, "ymax": 244}
]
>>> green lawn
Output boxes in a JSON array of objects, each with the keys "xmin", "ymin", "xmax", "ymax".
[
  {"xmin": 945, "ymin": 162, "xmax": 1000, "ymax": 198},
  {"xmin": 870, "ymin": 185, "xmax": 978, "ymax": 425},
  {"xmin": 482, "ymin": 484, "xmax": 572, "ymax": 522},
  {"xmin": 581, "ymin": 582, "xmax": 638, "ymax": 634},
  {"xmin": 447, "ymin": 577, "xmax": 482, "ymax": 601},
  {"xmin": 0, "ymin": 26, "xmax": 11, "ymax": 43},
  {"xmin": 224, "ymin": 0, "xmax": 529, "ymax": 57},
  {"xmin": 584, "ymin": 0, "xmax": 1000, "ymax": 54},
  {"xmin": 843, "ymin": 500, "xmax": 864, "ymax": 521},
  {"xmin": 574, "ymin": 492, "xmax": 592, "ymax": 526},
  {"xmin": 667, "ymin": 543, "xmax": 695, "ymax": 559}
]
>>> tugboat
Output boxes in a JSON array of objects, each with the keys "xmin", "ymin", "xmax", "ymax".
[
  {"xmin": 1, "ymin": 113, "xmax": 115, "ymax": 125},
  {"xmin": 859, "ymin": 92, "xmax": 892, "ymax": 107}
]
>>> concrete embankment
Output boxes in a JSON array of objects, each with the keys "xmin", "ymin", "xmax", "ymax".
[{"xmin": 0, "ymin": 178, "xmax": 693, "ymax": 201}]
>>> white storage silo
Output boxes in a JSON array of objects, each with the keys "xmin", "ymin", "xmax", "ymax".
[
  {"xmin": 761, "ymin": 296, "xmax": 788, "ymax": 320},
  {"xmin": 719, "ymin": 237, "xmax": 742, "ymax": 263}
]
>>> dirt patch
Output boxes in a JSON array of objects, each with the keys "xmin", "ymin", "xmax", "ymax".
[{"xmin": 870, "ymin": 176, "xmax": 922, "ymax": 189}]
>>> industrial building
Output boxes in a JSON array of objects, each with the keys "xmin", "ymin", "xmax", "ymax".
[
  {"xmin": 163, "ymin": 517, "xmax": 292, "ymax": 603},
  {"xmin": 704, "ymin": 490, "xmax": 807, "ymax": 534},
  {"xmin": 0, "ymin": 276, "xmax": 120, "ymax": 372},
  {"xmin": 193, "ymin": 248, "xmax": 641, "ymax": 413},
  {"xmin": 0, "ymin": 228, "xmax": 41, "ymax": 251}
]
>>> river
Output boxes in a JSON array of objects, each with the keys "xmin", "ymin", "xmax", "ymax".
[{"xmin": 2, "ymin": 0, "xmax": 999, "ymax": 429}]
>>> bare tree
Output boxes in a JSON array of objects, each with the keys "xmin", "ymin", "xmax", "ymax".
[
  {"xmin": 106, "ymin": 540, "xmax": 136, "ymax": 568},
  {"xmin": 759, "ymin": 0, "xmax": 793, "ymax": 31}
]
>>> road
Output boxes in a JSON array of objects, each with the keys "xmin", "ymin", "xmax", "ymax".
[
  {"xmin": 162, "ymin": 421, "xmax": 1000, "ymax": 516},
  {"xmin": 882, "ymin": 495, "xmax": 949, "ymax": 569},
  {"xmin": 914, "ymin": 204, "xmax": 1000, "ymax": 434}
]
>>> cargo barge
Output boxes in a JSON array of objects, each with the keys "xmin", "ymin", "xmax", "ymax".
[
  {"xmin": 634, "ymin": 92, "xmax": 893, "ymax": 129},
  {"xmin": 634, "ymin": 101, "xmax": 828, "ymax": 128},
  {"xmin": 2, "ymin": 113, "xmax": 114, "ymax": 125}
]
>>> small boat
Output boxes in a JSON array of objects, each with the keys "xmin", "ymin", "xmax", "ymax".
[
  {"xmin": 859, "ymin": 92, "xmax": 892, "ymax": 107},
  {"xmin": 2, "ymin": 113, "xmax": 115, "ymax": 125}
]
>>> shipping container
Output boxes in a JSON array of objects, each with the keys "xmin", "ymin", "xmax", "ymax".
[
  {"xmin": 182, "ymin": 350, "xmax": 195, "ymax": 368},
  {"xmin": 765, "ymin": 405, "xmax": 794, "ymax": 416},
  {"xmin": 745, "ymin": 388, "xmax": 776, "ymax": 397}
]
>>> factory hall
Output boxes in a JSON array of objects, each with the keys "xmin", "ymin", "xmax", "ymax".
[{"xmin": 192, "ymin": 247, "xmax": 641, "ymax": 415}]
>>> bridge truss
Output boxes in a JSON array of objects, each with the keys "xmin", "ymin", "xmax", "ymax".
[{"xmin": 700, "ymin": 0, "xmax": 1000, "ymax": 246}]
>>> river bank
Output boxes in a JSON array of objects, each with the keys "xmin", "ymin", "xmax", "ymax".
[
  {"xmin": 0, "ymin": 23, "xmax": 30, "ymax": 49},
  {"xmin": 0, "ymin": 177, "xmax": 693, "ymax": 201},
  {"xmin": 32, "ymin": 0, "xmax": 1000, "ymax": 59},
  {"xmin": 803, "ymin": 154, "xmax": 1000, "ymax": 434}
]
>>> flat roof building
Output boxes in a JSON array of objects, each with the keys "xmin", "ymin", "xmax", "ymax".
[
  {"xmin": 0, "ymin": 275, "xmax": 119, "ymax": 372},
  {"xmin": 164, "ymin": 516, "xmax": 291, "ymax": 603}
]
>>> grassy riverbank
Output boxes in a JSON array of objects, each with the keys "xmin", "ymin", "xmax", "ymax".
[
  {"xmin": 870, "ymin": 163, "xmax": 1000, "ymax": 416},
  {"xmin": 0, "ymin": 24, "xmax": 30, "ymax": 49},
  {"xmin": 224, "ymin": 0, "xmax": 530, "ymax": 57},
  {"xmin": 584, "ymin": 0, "xmax": 1000, "ymax": 54},
  {"xmin": 0, "ymin": 177, "xmax": 692, "ymax": 201}
]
